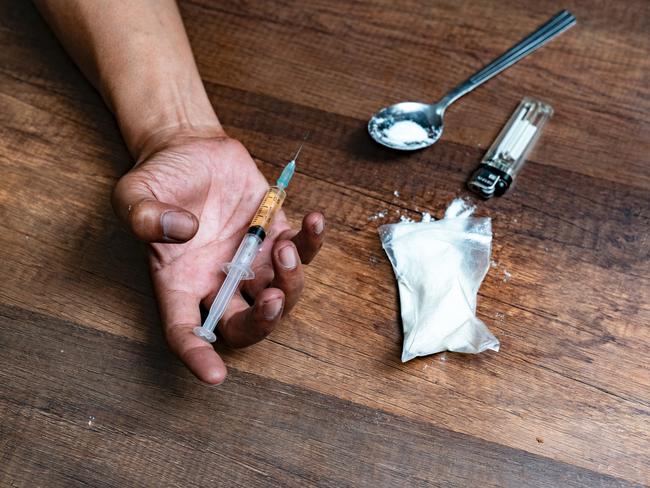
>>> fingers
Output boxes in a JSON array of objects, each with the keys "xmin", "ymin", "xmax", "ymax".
[
  {"xmin": 210, "ymin": 212, "xmax": 325, "ymax": 350},
  {"xmin": 129, "ymin": 199, "xmax": 198, "ymax": 243},
  {"xmin": 219, "ymin": 288, "xmax": 285, "ymax": 348},
  {"xmin": 278, "ymin": 212, "xmax": 325, "ymax": 264},
  {"xmin": 271, "ymin": 240, "xmax": 304, "ymax": 315},
  {"xmin": 218, "ymin": 241, "xmax": 302, "ymax": 347},
  {"xmin": 239, "ymin": 240, "xmax": 306, "ymax": 317},
  {"xmin": 158, "ymin": 289, "xmax": 227, "ymax": 385},
  {"xmin": 112, "ymin": 174, "xmax": 199, "ymax": 243},
  {"xmin": 241, "ymin": 263, "xmax": 275, "ymax": 303},
  {"xmin": 242, "ymin": 212, "xmax": 325, "ymax": 300}
]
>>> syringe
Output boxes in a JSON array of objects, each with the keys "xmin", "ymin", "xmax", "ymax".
[{"xmin": 193, "ymin": 143, "xmax": 303, "ymax": 343}]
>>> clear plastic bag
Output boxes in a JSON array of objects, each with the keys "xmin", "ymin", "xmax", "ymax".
[{"xmin": 379, "ymin": 201, "xmax": 499, "ymax": 362}]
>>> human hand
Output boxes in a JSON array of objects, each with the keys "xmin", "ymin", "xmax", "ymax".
[
  {"xmin": 112, "ymin": 134, "xmax": 325, "ymax": 384},
  {"xmin": 37, "ymin": 0, "xmax": 325, "ymax": 386}
]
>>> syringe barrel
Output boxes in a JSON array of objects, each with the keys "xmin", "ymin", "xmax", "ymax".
[
  {"xmin": 224, "ymin": 233, "xmax": 263, "ymax": 279},
  {"xmin": 248, "ymin": 186, "xmax": 286, "ymax": 238}
]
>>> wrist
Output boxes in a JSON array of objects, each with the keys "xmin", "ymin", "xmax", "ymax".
[
  {"xmin": 35, "ymin": 0, "xmax": 224, "ymax": 163},
  {"xmin": 107, "ymin": 69, "xmax": 224, "ymax": 162}
]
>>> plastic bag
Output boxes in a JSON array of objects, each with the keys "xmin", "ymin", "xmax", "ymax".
[{"xmin": 379, "ymin": 200, "xmax": 499, "ymax": 362}]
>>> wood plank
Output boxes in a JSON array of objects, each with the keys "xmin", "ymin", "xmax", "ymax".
[{"xmin": 0, "ymin": 304, "xmax": 642, "ymax": 488}]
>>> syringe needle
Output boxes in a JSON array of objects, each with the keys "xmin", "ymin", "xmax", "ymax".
[{"xmin": 291, "ymin": 132, "xmax": 310, "ymax": 162}]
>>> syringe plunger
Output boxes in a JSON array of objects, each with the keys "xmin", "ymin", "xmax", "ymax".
[{"xmin": 194, "ymin": 234, "xmax": 262, "ymax": 342}]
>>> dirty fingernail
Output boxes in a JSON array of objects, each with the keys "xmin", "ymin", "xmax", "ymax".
[
  {"xmin": 279, "ymin": 244, "xmax": 298, "ymax": 269},
  {"xmin": 263, "ymin": 298, "xmax": 283, "ymax": 320},
  {"xmin": 161, "ymin": 211, "xmax": 196, "ymax": 241},
  {"xmin": 313, "ymin": 217, "xmax": 324, "ymax": 235}
]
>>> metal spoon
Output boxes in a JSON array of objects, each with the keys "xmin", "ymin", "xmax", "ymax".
[{"xmin": 368, "ymin": 10, "xmax": 576, "ymax": 151}]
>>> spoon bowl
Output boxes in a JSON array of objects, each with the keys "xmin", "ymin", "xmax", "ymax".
[{"xmin": 368, "ymin": 102, "xmax": 444, "ymax": 151}]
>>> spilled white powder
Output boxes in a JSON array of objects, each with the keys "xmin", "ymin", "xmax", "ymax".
[
  {"xmin": 368, "ymin": 210, "xmax": 388, "ymax": 221},
  {"xmin": 384, "ymin": 120, "xmax": 430, "ymax": 144},
  {"xmin": 490, "ymin": 259, "xmax": 513, "ymax": 282},
  {"xmin": 420, "ymin": 212, "xmax": 433, "ymax": 223},
  {"xmin": 393, "ymin": 190, "xmax": 400, "ymax": 197},
  {"xmin": 444, "ymin": 198, "xmax": 475, "ymax": 219}
]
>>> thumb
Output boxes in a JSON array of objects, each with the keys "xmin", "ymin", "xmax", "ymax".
[{"xmin": 112, "ymin": 173, "xmax": 199, "ymax": 243}]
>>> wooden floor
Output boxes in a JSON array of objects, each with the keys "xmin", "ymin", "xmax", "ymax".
[{"xmin": 1, "ymin": 1, "xmax": 649, "ymax": 486}]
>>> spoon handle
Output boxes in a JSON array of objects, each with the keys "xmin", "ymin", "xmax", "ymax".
[{"xmin": 439, "ymin": 10, "xmax": 576, "ymax": 108}]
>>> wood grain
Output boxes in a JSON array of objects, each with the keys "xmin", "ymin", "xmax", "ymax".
[
  {"xmin": 0, "ymin": 304, "xmax": 642, "ymax": 488},
  {"xmin": 0, "ymin": 0, "xmax": 649, "ymax": 486}
]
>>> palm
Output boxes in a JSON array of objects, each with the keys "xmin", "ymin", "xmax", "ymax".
[{"xmin": 132, "ymin": 139, "xmax": 291, "ymax": 307}]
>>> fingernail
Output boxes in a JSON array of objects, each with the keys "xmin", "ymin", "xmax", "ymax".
[
  {"xmin": 161, "ymin": 211, "xmax": 196, "ymax": 241},
  {"xmin": 313, "ymin": 217, "xmax": 324, "ymax": 235},
  {"xmin": 279, "ymin": 244, "xmax": 298, "ymax": 269},
  {"xmin": 263, "ymin": 298, "xmax": 283, "ymax": 320}
]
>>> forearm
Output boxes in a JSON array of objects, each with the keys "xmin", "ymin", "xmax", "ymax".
[{"xmin": 34, "ymin": 0, "xmax": 223, "ymax": 160}]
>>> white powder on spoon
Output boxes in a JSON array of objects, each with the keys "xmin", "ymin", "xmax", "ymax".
[{"xmin": 384, "ymin": 120, "xmax": 430, "ymax": 144}]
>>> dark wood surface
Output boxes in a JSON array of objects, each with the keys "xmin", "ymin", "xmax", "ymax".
[{"xmin": 1, "ymin": 1, "xmax": 648, "ymax": 486}]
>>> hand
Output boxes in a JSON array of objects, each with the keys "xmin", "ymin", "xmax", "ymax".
[
  {"xmin": 36, "ymin": 0, "xmax": 325, "ymax": 386},
  {"xmin": 112, "ymin": 134, "xmax": 325, "ymax": 384}
]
